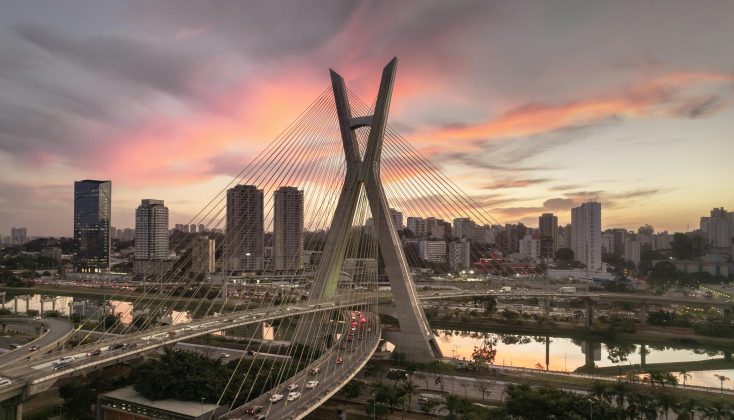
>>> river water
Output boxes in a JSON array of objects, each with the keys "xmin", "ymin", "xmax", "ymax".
[{"xmin": 434, "ymin": 329, "xmax": 734, "ymax": 389}]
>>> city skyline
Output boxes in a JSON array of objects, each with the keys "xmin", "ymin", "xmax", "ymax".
[{"xmin": 2, "ymin": 1, "xmax": 734, "ymax": 236}]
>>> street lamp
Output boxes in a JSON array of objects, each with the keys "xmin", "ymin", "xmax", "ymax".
[{"xmin": 201, "ymin": 397, "xmax": 205, "ymax": 416}]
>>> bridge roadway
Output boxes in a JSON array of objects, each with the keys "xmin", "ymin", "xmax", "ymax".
[
  {"xmin": 0, "ymin": 318, "xmax": 73, "ymax": 368},
  {"xmin": 223, "ymin": 314, "xmax": 381, "ymax": 420},
  {"xmin": 0, "ymin": 296, "xmax": 371, "ymax": 401},
  {"xmin": 418, "ymin": 290, "xmax": 734, "ymax": 307}
]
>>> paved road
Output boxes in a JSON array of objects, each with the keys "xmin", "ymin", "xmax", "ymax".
[
  {"xmin": 225, "ymin": 314, "xmax": 380, "ymax": 420},
  {"xmin": 0, "ymin": 317, "xmax": 73, "ymax": 368}
]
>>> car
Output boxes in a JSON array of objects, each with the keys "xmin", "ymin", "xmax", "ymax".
[
  {"xmin": 0, "ymin": 378, "xmax": 11, "ymax": 388},
  {"xmin": 336, "ymin": 357, "xmax": 343, "ymax": 365},
  {"xmin": 110, "ymin": 343, "xmax": 125, "ymax": 351},
  {"xmin": 28, "ymin": 345, "xmax": 40, "ymax": 352},
  {"xmin": 246, "ymin": 350, "xmax": 255, "ymax": 355},
  {"xmin": 269, "ymin": 394, "xmax": 284, "ymax": 403},
  {"xmin": 33, "ymin": 316, "xmax": 42, "ymax": 320},
  {"xmin": 243, "ymin": 406, "xmax": 263, "ymax": 415},
  {"xmin": 308, "ymin": 367, "xmax": 320, "ymax": 375},
  {"xmin": 287, "ymin": 392, "xmax": 301, "ymax": 401},
  {"xmin": 87, "ymin": 349, "xmax": 102, "ymax": 356},
  {"xmin": 305, "ymin": 380, "xmax": 318, "ymax": 389},
  {"xmin": 287, "ymin": 383, "xmax": 299, "ymax": 391},
  {"xmin": 52, "ymin": 356, "xmax": 75, "ymax": 370},
  {"xmin": 220, "ymin": 353, "xmax": 230, "ymax": 358},
  {"xmin": 8, "ymin": 344, "xmax": 20, "ymax": 350}
]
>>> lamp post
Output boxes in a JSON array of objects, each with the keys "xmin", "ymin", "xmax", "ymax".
[
  {"xmin": 588, "ymin": 397, "xmax": 597, "ymax": 420},
  {"xmin": 201, "ymin": 397, "xmax": 205, "ymax": 416}
]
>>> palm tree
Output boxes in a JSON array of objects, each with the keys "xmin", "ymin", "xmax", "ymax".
[
  {"xmin": 654, "ymin": 391, "xmax": 677, "ymax": 420},
  {"xmin": 399, "ymin": 380, "xmax": 418, "ymax": 414},
  {"xmin": 611, "ymin": 381, "xmax": 629, "ymax": 408},
  {"xmin": 678, "ymin": 370, "xmax": 691, "ymax": 388},
  {"xmin": 589, "ymin": 381, "xmax": 608, "ymax": 403},
  {"xmin": 672, "ymin": 399, "xmax": 697, "ymax": 420},
  {"xmin": 713, "ymin": 374, "xmax": 730, "ymax": 395}
]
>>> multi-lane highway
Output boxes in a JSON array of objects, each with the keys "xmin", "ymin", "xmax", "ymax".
[
  {"xmin": 223, "ymin": 312, "xmax": 380, "ymax": 420},
  {"xmin": 0, "ymin": 317, "xmax": 73, "ymax": 368}
]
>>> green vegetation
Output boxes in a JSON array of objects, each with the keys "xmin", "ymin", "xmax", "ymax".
[{"xmin": 131, "ymin": 347, "xmax": 312, "ymax": 406}]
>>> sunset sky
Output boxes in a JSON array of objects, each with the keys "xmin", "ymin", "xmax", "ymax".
[{"xmin": 1, "ymin": 1, "xmax": 733, "ymax": 237}]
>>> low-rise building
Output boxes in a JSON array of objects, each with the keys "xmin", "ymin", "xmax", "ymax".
[{"xmin": 97, "ymin": 385, "xmax": 229, "ymax": 419}]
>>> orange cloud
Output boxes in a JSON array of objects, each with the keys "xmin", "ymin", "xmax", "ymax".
[{"xmin": 415, "ymin": 72, "xmax": 734, "ymax": 145}]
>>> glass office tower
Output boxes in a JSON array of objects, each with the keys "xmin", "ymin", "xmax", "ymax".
[{"xmin": 74, "ymin": 180, "xmax": 111, "ymax": 272}]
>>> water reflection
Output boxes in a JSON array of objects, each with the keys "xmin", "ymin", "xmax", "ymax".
[
  {"xmin": 1, "ymin": 294, "xmax": 193, "ymax": 328},
  {"xmin": 435, "ymin": 329, "xmax": 734, "ymax": 389}
]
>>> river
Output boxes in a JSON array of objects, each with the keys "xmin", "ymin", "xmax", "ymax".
[{"xmin": 434, "ymin": 328, "xmax": 734, "ymax": 389}]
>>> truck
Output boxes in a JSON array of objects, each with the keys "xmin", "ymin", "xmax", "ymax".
[
  {"xmin": 559, "ymin": 286, "xmax": 577, "ymax": 294},
  {"xmin": 500, "ymin": 286, "xmax": 512, "ymax": 293}
]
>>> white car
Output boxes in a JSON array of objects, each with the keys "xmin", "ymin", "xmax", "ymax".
[
  {"xmin": 305, "ymin": 380, "xmax": 319, "ymax": 389},
  {"xmin": 0, "ymin": 378, "xmax": 11, "ymax": 388},
  {"xmin": 269, "ymin": 394, "xmax": 284, "ymax": 402},
  {"xmin": 287, "ymin": 383, "xmax": 299, "ymax": 391},
  {"xmin": 287, "ymin": 391, "xmax": 301, "ymax": 401}
]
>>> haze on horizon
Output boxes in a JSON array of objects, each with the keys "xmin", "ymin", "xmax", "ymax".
[{"xmin": 1, "ymin": 0, "xmax": 733, "ymax": 237}]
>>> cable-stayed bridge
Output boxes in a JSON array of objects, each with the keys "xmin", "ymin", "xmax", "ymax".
[{"xmin": 0, "ymin": 57, "xmax": 539, "ymax": 419}]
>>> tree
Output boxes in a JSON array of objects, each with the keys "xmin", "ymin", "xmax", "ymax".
[
  {"xmin": 442, "ymin": 394, "xmax": 473, "ymax": 420},
  {"xmin": 555, "ymin": 248, "xmax": 574, "ymax": 265},
  {"xmin": 638, "ymin": 224, "xmax": 655, "ymax": 236},
  {"xmin": 339, "ymin": 380, "xmax": 363, "ymax": 398},
  {"xmin": 471, "ymin": 337, "xmax": 497, "ymax": 371},
  {"xmin": 672, "ymin": 399, "xmax": 697, "ymax": 420},
  {"xmin": 399, "ymin": 380, "xmax": 418, "ymax": 414},
  {"xmin": 418, "ymin": 399, "xmax": 440, "ymax": 416},
  {"xmin": 655, "ymin": 391, "xmax": 677, "ymax": 420},
  {"xmin": 472, "ymin": 295, "xmax": 497, "ymax": 315},
  {"xmin": 714, "ymin": 374, "xmax": 730, "ymax": 395},
  {"xmin": 671, "ymin": 233, "xmax": 695, "ymax": 260},
  {"xmin": 476, "ymin": 381, "xmax": 492, "ymax": 401},
  {"xmin": 133, "ymin": 349, "xmax": 230, "ymax": 402},
  {"xmin": 678, "ymin": 370, "xmax": 691, "ymax": 388}
]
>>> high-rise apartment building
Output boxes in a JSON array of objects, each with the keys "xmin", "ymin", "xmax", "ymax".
[
  {"xmin": 226, "ymin": 185, "xmax": 264, "ymax": 273},
  {"xmin": 571, "ymin": 202, "xmax": 602, "ymax": 271},
  {"xmin": 273, "ymin": 186, "xmax": 304, "ymax": 271},
  {"xmin": 73, "ymin": 180, "xmax": 111, "ymax": 272},
  {"xmin": 700, "ymin": 208, "xmax": 731, "ymax": 248},
  {"xmin": 538, "ymin": 213, "xmax": 558, "ymax": 258},
  {"xmin": 10, "ymin": 227, "xmax": 27, "ymax": 245},
  {"xmin": 624, "ymin": 234, "xmax": 641, "ymax": 266},
  {"xmin": 407, "ymin": 217, "xmax": 426, "ymax": 237},
  {"xmin": 448, "ymin": 240, "xmax": 471, "ymax": 270},
  {"xmin": 134, "ymin": 199, "xmax": 169, "ymax": 260},
  {"xmin": 191, "ymin": 236, "xmax": 216, "ymax": 274},
  {"xmin": 418, "ymin": 240, "xmax": 447, "ymax": 263},
  {"xmin": 389, "ymin": 208, "xmax": 404, "ymax": 230},
  {"xmin": 453, "ymin": 217, "xmax": 476, "ymax": 240},
  {"xmin": 519, "ymin": 233, "xmax": 542, "ymax": 262}
]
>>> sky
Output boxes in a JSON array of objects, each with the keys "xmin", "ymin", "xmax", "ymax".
[{"xmin": 1, "ymin": 0, "xmax": 733, "ymax": 237}]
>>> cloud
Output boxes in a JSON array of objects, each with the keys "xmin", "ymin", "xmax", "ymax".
[
  {"xmin": 542, "ymin": 198, "xmax": 577, "ymax": 211},
  {"xmin": 483, "ymin": 178, "xmax": 550, "ymax": 189},
  {"xmin": 672, "ymin": 95, "xmax": 727, "ymax": 119},
  {"xmin": 16, "ymin": 23, "xmax": 203, "ymax": 99}
]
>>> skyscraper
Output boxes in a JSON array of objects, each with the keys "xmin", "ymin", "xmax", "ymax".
[
  {"xmin": 571, "ymin": 202, "xmax": 602, "ymax": 271},
  {"xmin": 389, "ymin": 208, "xmax": 404, "ymax": 230},
  {"xmin": 538, "ymin": 213, "xmax": 558, "ymax": 258},
  {"xmin": 226, "ymin": 185, "xmax": 264, "ymax": 273},
  {"xmin": 134, "ymin": 199, "xmax": 169, "ymax": 260},
  {"xmin": 273, "ymin": 186, "xmax": 304, "ymax": 271},
  {"xmin": 191, "ymin": 235, "xmax": 216, "ymax": 274},
  {"xmin": 700, "ymin": 207, "xmax": 730, "ymax": 248},
  {"xmin": 74, "ymin": 180, "xmax": 111, "ymax": 272},
  {"xmin": 10, "ymin": 227, "xmax": 27, "ymax": 245}
]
